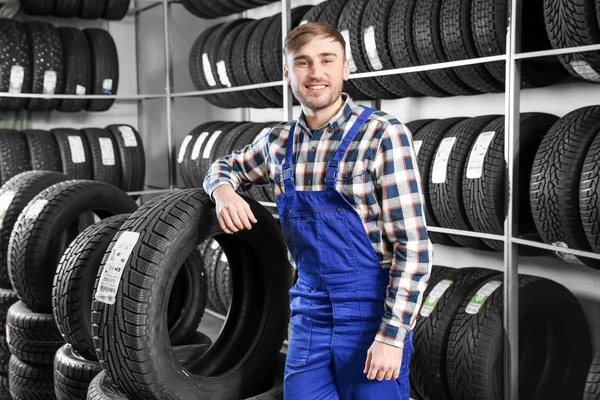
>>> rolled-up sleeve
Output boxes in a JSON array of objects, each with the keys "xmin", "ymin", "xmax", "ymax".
[{"xmin": 373, "ymin": 121, "xmax": 433, "ymax": 348}]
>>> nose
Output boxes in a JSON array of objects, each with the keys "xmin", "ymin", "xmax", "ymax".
[{"xmin": 309, "ymin": 63, "xmax": 324, "ymax": 80}]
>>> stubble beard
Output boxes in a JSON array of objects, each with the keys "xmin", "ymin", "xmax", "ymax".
[{"xmin": 292, "ymin": 83, "xmax": 343, "ymax": 112}]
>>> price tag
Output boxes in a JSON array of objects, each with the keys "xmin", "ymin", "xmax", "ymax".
[
  {"xmin": 414, "ymin": 140, "xmax": 423, "ymax": 157},
  {"xmin": 95, "ymin": 231, "xmax": 140, "ymax": 305},
  {"xmin": 178, "ymin": 135, "xmax": 193, "ymax": 163},
  {"xmin": 9, "ymin": 66, "xmax": 24, "ymax": 94},
  {"xmin": 202, "ymin": 130, "xmax": 223, "ymax": 159},
  {"xmin": 102, "ymin": 79, "xmax": 113, "ymax": 94},
  {"xmin": 432, "ymin": 137, "xmax": 456, "ymax": 183},
  {"xmin": 118, "ymin": 126, "xmax": 138, "ymax": 147},
  {"xmin": 466, "ymin": 131, "xmax": 495, "ymax": 179},
  {"xmin": 99, "ymin": 137, "xmax": 116, "ymax": 166},
  {"xmin": 340, "ymin": 30, "xmax": 357, "ymax": 73},
  {"xmin": 43, "ymin": 70, "xmax": 57, "ymax": 95},
  {"xmin": 76, "ymin": 85, "xmax": 87, "ymax": 95},
  {"xmin": 202, "ymin": 53, "xmax": 217, "ymax": 87},
  {"xmin": 465, "ymin": 280, "xmax": 502, "ymax": 314},
  {"xmin": 191, "ymin": 132, "xmax": 209, "ymax": 161},
  {"xmin": 364, "ymin": 26, "xmax": 382, "ymax": 70},
  {"xmin": 216, "ymin": 60, "xmax": 232, "ymax": 88},
  {"xmin": 0, "ymin": 190, "xmax": 16, "ymax": 229},
  {"xmin": 68, "ymin": 136, "xmax": 86, "ymax": 164},
  {"xmin": 25, "ymin": 199, "xmax": 48, "ymax": 219},
  {"xmin": 420, "ymin": 279, "xmax": 453, "ymax": 317},
  {"xmin": 569, "ymin": 60, "xmax": 600, "ymax": 82}
]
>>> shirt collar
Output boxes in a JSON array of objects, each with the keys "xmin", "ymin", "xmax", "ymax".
[{"xmin": 297, "ymin": 93, "xmax": 356, "ymax": 133}]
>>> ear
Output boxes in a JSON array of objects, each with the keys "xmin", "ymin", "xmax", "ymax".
[
  {"xmin": 284, "ymin": 65, "xmax": 290, "ymax": 85},
  {"xmin": 342, "ymin": 59, "xmax": 350, "ymax": 81}
]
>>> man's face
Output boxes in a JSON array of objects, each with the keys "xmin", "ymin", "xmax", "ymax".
[{"xmin": 284, "ymin": 36, "xmax": 350, "ymax": 112}]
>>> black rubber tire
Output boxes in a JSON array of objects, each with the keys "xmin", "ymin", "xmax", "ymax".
[
  {"xmin": 51, "ymin": 128, "xmax": 93, "ymax": 180},
  {"xmin": 0, "ymin": 289, "xmax": 18, "ymax": 324},
  {"xmin": 530, "ymin": 106, "xmax": 600, "ymax": 268},
  {"xmin": 413, "ymin": 118, "xmax": 466, "ymax": 246},
  {"xmin": 585, "ymin": 350, "xmax": 600, "ymax": 399},
  {"xmin": 19, "ymin": 0, "xmax": 55, "ymax": 15},
  {"xmin": 0, "ymin": 171, "xmax": 67, "ymax": 289},
  {"xmin": 8, "ymin": 355, "xmax": 54, "ymax": 399},
  {"xmin": 581, "ymin": 130, "xmax": 600, "ymax": 254},
  {"xmin": 23, "ymin": 130, "xmax": 62, "ymax": 172},
  {"xmin": 0, "ymin": 130, "xmax": 31, "ymax": 186},
  {"xmin": 81, "ymin": 128, "xmax": 121, "ymax": 187},
  {"xmin": 413, "ymin": 0, "xmax": 479, "ymax": 96},
  {"xmin": 244, "ymin": 352, "xmax": 285, "ymax": 400},
  {"xmin": 388, "ymin": 0, "xmax": 449, "ymax": 97},
  {"xmin": 204, "ymin": 240, "xmax": 226, "ymax": 315},
  {"xmin": 54, "ymin": 344, "xmax": 102, "ymax": 400},
  {"xmin": 6, "ymin": 301, "xmax": 64, "ymax": 365},
  {"xmin": 53, "ymin": 215, "xmax": 130, "ymax": 360},
  {"xmin": 84, "ymin": 29, "xmax": 119, "ymax": 112},
  {"xmin": 462, "ymin": 113, "xmax": 558, "ymax": 251},
  {"xmin": 200, "ymin": 122, "xmax": 243, "ymax": 181},
  {"xmin": 299, "ymin": 2, "xmax": 323, "ymax": 24},
  {"xmin": 0, "ymin": 374, "xmax": 8, "ymax": 400},
  {"xmin": 543, "ymin": 0, "xmax": 600, "ymax": 84},
  {"xmin": 405, "ymin": 119, "xmax": 438, "ymax": 137},
  {"xmin": 0, "ymin": 20, "xmax": 32, "ymax": 110},
  {"xmin": 103, "ymin": 0, "xmax": 130, "ymax": 20},
  {"xmin": 411, "ymin": 267, "xmax": 501, "ymax": 400},
  {"xmin": 446, "ymin": 275, "xmax": 592, "ymax": 400},
  {"xmin": 8, "ymin": 180, "xmax": 138, "ymax": 312},
  {"xmin": 24, "ymin": 21, "xmax": 64, "ymax": 111},
  {"xmin": 178, "ymin": 122, "xmax": 219, "ymax": 188},
  {"xmin": 91, "ymin": 189, "xmax": 292, "ymax": 399},
  {"xmin": 471, "ymin": 0, "xmax": 569, "ymax": 88},
  {"xmin": 86, "ymin": 370, "xmax": 129, "ymax": 400},
  {"xmin": 428, "ymin": 116, "xmax": 501, "ymax": 250},
  {"xmin": 247, "ymin": 16, "xmax": 282, "ymax": 106},
  {"xmin": 105, "ymin": 124, "xmax": 145, "ymax": 193},
  {"xmin": 53, "ymin": 0, "xmax": 79, "ymax": 17},
  {"xmin": 57, "ymin": 27, "xmax": 92, "ymax": 113},
  {"xmin": 78, "ymin": 0, "xmax": 106, "ymax": 19},
  {"xmin": 440, "ymin": 0, "xmax": 503, "ymax": 94}
]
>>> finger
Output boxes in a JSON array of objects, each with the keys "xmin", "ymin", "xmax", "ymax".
[
  {"xmin": 244, "ymin": 203, "xmax": 258, "ymax": 223},
  {"xmin": 384, "ymin": 369, "xmax": 394, "ymax": 381},
  {"xmin": 217, "ymin": 214, "xmax": 232, "ymax": 234},
  {"xmin": 367, "ymin": 365, "xmax": 378, "ymax": 380},
  {"xmin": 363, "ymin": 352, "xmax": 372, "ymax": 374},
  {"xmin": 375, "ymin": 369, "xmax": 386, "ymax": 382},
  {"xmin": 392, "ymin": 369, "xmax": 400, "ymax": 381},
  {"xmin": 228, "ymin": 208, "xmax": 246, "ymax": 230},
  {"xmin": 221, "ymin": 211, "xmax": 239, "ymax": 233},
  {"xmin": 237, "ymin": 208, "xmax": 253, "ymax": 230}
]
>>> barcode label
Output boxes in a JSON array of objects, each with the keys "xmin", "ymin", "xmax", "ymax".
[
  {"xmin": 99, "ymin": 137, "xmax": 116, "ymax": 166},
  {"xmin": 118, "ymin": 126, "xmax": 138, "ymax": 147},
  {"xmin": 68, "ymin": 136, "xmax": 86, "ymax": 164}
]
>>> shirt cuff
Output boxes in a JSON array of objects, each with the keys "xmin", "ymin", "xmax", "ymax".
[
  {"xmin": 375, "ymin": 322, "xmax": 408, "ymax": 348},
  {"xmin": 206, "ymin": 181, "xmax": 236, "ymax": 202}
]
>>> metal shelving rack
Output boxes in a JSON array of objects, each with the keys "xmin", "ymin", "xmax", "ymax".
[{"xmin": 2, "ymin": 0, "xmax": 600, "ymax": 398}]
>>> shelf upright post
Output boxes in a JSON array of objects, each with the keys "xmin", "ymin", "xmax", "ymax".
[
  {"xmin": 504, "ymin": 0, "xmax": 522, "ymax": 398},
  {"xmin": 134, "ymin": 0, "xmax": 144, "ymax": 201},
  {"xmin": 281, "ymin": 0, "xmax": 292, "ymax": 121},
  {"xmin": 162, "ymin": 0, "xmax": 176, "ymax": 190}
]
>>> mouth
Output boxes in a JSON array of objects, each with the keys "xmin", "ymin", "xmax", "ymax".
[{"xmin": 305, "ymin": 84, "xmax": 328, "ymax": 91}]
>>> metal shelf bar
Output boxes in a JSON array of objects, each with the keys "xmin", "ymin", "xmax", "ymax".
[
  {"xmin": 163, "ymin": 0, "xmax": 176, "ymax": 191},
  {"xmin": 126, "ymin": 189, "xmax": 174, "ymax": 196},
  {"xmin": 0, "ymin": 93, "xmax": 164, "ymax": 100},
  {"xmin": 204, "ymin": 308, "xmax": 227, "ymax": 321},
  {"xmin": 512, "ymin": 238, "xmax": 600, "ymax": 261},
  {"xmin": 515, "ymin": 43, "xmax": 600, "ymax": 60},
  {"xmin": 427, "ymin": 226, "xmax": 505, "ymax": 241},
  {"xmin": 172, "ymin": 81, "xmax": 286, "ymax": 98}
]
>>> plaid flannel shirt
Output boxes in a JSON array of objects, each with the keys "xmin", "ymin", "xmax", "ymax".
[{"xmin": 203, "ymin": 94, "xmax": 433, "ymax": 348}]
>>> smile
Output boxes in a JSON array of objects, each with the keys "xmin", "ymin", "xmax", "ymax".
[{"xmin": 306, "ymin": 85, "xmax": 328, "ymax": 90}]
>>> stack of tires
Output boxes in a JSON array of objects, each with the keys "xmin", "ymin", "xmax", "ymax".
[
  {"xmin": 0, "ymin": 21, "xmax": 119, "ymax": 112},
  {"xmin": 200, "ymin": 238, "xmax": 232, "ymax": 316},
  {"xmin": 19, "ymin": 0, "xmax": 130, "ymax": 19},
  {"xmin": 178, "ymin": 121, "xmax": 277, "ymax": 203},
  {"xmin": 410, "ymin": 265, "xmax": 592, "ymax": 400},
  {"xmin": 181, "ymin": 0, "xmax": 278, "ymax": 19},
  {"xmin": 0, "ymin": 126, "xmax": 145, "ymax": 193}
]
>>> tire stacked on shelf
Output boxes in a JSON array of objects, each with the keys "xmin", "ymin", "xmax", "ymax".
[
  {"xmin": 91, "ymin": 189, "xmax": 292, "ymax": 398},
  {"xmin": 0, "ymin": 20, "xmax": 119, "ymax": 112},
  {"xmin": 20, "ymin": 0, "xmax": 130, "ymax": 19},
  {"xmin": 189, "ymin": 6, "xmax": 311, "ymax": 109},
  {"xmin": 410, "ymin": 266, "xmax": 592, "ymax": 400},
  {"xmin": 181, "ymin": 0, "xmax": 278, "ymax": 19}
]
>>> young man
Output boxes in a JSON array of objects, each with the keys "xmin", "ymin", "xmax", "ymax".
[{"xmin": 203, "ymin": 22, "xmax": 432, "ymax": 400}]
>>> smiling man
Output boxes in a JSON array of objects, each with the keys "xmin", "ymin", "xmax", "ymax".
[{"xmin": 203, "ymin": 22, "xmax": 433, "ymax": 400}]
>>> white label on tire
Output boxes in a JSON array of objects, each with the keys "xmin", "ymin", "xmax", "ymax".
[
  {"xmin": 299, "ymin": 19, "xmax": 308, "ymax": 25},
  {"xmin": 552, "ymin": 242, "xmax": 586, "ymax": 266},
  {"xmin": 76, "ymin": 84, "xmax": 87, "ymax": 95},
  {"xmin": 210, "ymin": 240, "xmax": 219, "ymax": 250},
  {"xmin": 5, "ymin": 325, "xmax": 10, "ymax": 344},
  {"xmin": 99, "ymin": 137, "xmax": 116, "ymax": 166},
  {"xmin": 202, "ymin": 130, "xmax": 223, "ymax": 159},
  {"xmin": 102, "ymin": 79, "xmax": 113, "ymax": 94},
  {"xmin": 341, "ymin": 30, "xmax": 357, "ymax": 73},
  {"xmin": 191, "ymin": 132, "xmax": 210, "ymax": 160},
  {"xmin": 466, "ymin": 131, "xmax": 495, "ymax": 179},
  {"xmin": 465, "ymin": 280, "xmax": 502, "ymax": 314},
  {"xmin": 9, "ymin": 65, "xmax": 24, "ymax": 94},
  {"xmin": 432, "ymin": 137, "xmax": 456, "ymax": 184},
  {"xmin": 220, "ymin": 253, "xmax": 227, "ymax": 263},
  {"xmin": 569, "ymin": 60, "xmax": 600, "ymax": 82},
  {"xmin": 202, "ymin": 53, "xmax": 217, "ymax": 87},
  {"xmin": 25, "ymin": 199, "xmax": 48, "ymax": 219},
  {"xmin": 118, "ymin": 126, "xmax": 138, "ymax": 147},
  {"xmin": 178, "ymin": 135, "xmax": 193, "ymax": 163},
  {"xmin": 216, "ymin": 60, "xmax": 232, "ymax": 88},
  {"xmin": 43, "ymin": 70, "xmax": 57, "ymax": 95},
  {"xmin": 414, "ymin": 140, "xmax": 423, "ymax": 157},
  {"xmin": 420, "ymin": 279, "xmax": 453, "ymax": 317},
  {"xmin": 95, "ymin": 231, "xmax": 140, "ymax": 305},
  {"xmin": 0, "ymin": 190, "xmax": 16, "ymax": 229},
  {"xmin": 364, "ymin": 26, "xmax": 382, "ymax": 71},
  {"xmin": 68, "ymin": 136, "xmax": 86, "ymax": 164}
]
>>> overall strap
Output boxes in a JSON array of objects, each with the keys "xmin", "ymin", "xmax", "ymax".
[
  {"xmin": 325, "ymin": 108, "xmax": 376, "ymax": 188},
  {"xmin": 281, "ymin": 122, "xmax": 297, "ymax": 194}
]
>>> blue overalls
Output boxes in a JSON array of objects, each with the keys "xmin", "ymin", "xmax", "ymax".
[{"xmin": 276, "ymin": 108, "xmax": 413, "ymax": 400}]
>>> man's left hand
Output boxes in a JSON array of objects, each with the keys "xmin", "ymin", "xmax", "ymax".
[{"xmin": 363, "ymin": 340, "xmax": 403, "ymax": 381}]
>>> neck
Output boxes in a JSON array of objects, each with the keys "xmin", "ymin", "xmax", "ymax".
[{"xmin": 302, "ymin": 95, "xmax": 344, "ymax": 131}]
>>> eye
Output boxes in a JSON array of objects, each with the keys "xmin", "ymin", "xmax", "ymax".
[{"xmin": 323, "ymin": 59, "xmax": 333, "ymax": 64}]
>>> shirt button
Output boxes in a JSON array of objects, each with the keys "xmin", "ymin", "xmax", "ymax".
[
  {"xmin": 307, "ymin": 180, "xmax": 312, "ymax": 185},
  {"xmin": 310, "ymin": 146, "xmax": 316, "ymax": 152}
]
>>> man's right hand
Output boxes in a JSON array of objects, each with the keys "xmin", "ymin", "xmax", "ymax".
[{"xmin": 213, "ymin": 185, "xmax": 258, "ymax": 234}]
